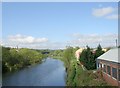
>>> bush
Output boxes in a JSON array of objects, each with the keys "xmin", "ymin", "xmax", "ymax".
[{"xmin": 2, "ymin": 47, "xmax": 45, "ymax": 73}]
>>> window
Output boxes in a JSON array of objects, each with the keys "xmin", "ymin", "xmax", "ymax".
[
  {"xmin": 99, "ymin": 63, "xmax": 101, "ymax": 68},
  {"xmin": 97, "ymin": 63, "xmax": 99, "ymax": 68},
  {"xmin": 102, "ymin": 64, "xmax": 104, "ymax": 68},
  {"xmin": 112, "ymin": 67, "xmax": 117, "ymax": 79},
  {"xmin": 107, "ymin": 65, "xmax": 111, "ymax": 75},
  {"xmin": 100, "ymin": 64, "xmax": 102, "ymax": 68},
  {"xmin": 103, "ymin": 65, "xmax": 106, "ymax": 73}
]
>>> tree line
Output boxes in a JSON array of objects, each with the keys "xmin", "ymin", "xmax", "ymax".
[
  {"xmin": 2, "ymin": 46, "xmax": 47, "ymax": 73},
  {"xmin": 50, "ymin": 44, "xmax": 108, "ymax": 70}
]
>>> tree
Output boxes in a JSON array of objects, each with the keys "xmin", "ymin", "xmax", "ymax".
[
  {"xmin": 94, "ymin": 44, "xmax": 104, "ymax": 59},
  {"xmin": 75, "ymin": 46, "xmax": 80, "ymax": 50},
  {"xmin": 2, "ymin": 47, "xmax": 45, "ymax": 73},
  {"xmin": 63, "ymin": 47, "xmax": 74, "ymax": 68},
  {"xmin": 80, "ymin": 46, "xmax": 96, "ymax": 70},
  {"xmin": 2, "ymin": 47, "xmax": 12, "ymax": 72}
]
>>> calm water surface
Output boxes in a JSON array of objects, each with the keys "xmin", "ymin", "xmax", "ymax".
[{"xmin": 3, "ymin": 58, "xmax": 66, "ymax": 86}]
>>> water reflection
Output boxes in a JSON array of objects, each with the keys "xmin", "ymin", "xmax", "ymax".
[{"xmin": 3, "ymin": 58, "xmax": 66, "ymax": 86}]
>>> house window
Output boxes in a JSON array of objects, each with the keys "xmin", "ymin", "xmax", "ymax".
[
  {"xmin": 99, "ymin": 63, "xmax": 101, "ymax": 68},
  {"xmin": 100, "ymin": 63, "xmax": 102, "ymax": 68},
  {"xmin": 112, "ymin": 67, "xmax": 117, "ymax": 79},
  {"xmin": 107, "ymin": 65, "xmax": 111, "ymax": 75},
  {"xmin": 97, "ymin": 63, "xmax": 99, "ymax": 68},
  {"xmin": 103, "ymin": 65, "xmax": 106, "ymax": 73},
  {"xmin": 102, "ymin": 64, "xmax": 104, "ymax": 68}
]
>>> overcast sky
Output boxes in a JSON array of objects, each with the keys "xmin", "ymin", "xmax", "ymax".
[{"xmin": 2, "ymin": 2, "xmax": 118, "ymax": 49}]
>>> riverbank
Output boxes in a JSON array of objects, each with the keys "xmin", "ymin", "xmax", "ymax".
[
  {"xmin": 50, "ymin": 47, "xmax": 108, "ymax": 86},
  {"xmin": 51, "ymin": 56, "xmax": 108, "ymax": 86},
  {"xmin": 3, "ymin": 58, "xmax": 66, "ymax": 86},
  {"xmin": 67, "ymin": 59, "xmax": 108, "ymax": 86},
  {"xmin": 2, "ymin": 46, "xmax": 47, "ymax": 73}
]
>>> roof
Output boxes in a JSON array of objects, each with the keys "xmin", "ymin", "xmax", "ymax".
[
  {"xmin": 75, "ymin": 48, "xmax": 84, "ymax": 54},
  {"xmin": 97, "ymin": 48, "xmax": 119, "ymax": 63}
]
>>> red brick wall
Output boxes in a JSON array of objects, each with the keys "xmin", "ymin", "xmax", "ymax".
[
  {"xmin": 103, "ymin": 72, "xmax": 120, "ymax": 86},
  {"xmin": 98, "ymin": 59, "xmax": 120, "ymax": 86}
]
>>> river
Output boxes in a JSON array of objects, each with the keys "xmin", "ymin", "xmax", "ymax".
[{"xmin": 3, "ymin": 57, "xmax": 66, "ymax": 86}]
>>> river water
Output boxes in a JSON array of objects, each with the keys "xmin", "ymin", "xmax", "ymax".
[{"xmin": 3, "ymin": 58, "xmax": 66, "ymax": 86}]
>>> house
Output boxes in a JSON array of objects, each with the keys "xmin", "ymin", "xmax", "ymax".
[
  {"xmin": 75, "ymin": 48, "xmax": 86, "ymax": 70},
  {"xmin": 97, "ymin": 48, "xmax": 120, "ymax": 86},
  {"xmin": 75, "ymin": 48, "xmax": 84, "ymax": 61},
  {"xmin": 102, "ymin": 48, "xmax": 108, "ymax": 52}
]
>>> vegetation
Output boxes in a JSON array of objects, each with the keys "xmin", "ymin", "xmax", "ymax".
[
  {"xmin": 2, "ymin": 46, "xmax": 46, "ymax": 73},
  {"xmin": 64, "ymin": 45, "xmax": 108, "ymax": 86},
  {"xmin": 50, "ymin": 45, "xmax": 108, "ymax": 86},
  {"xmin": 49, "ymin": 49, "xmax": 64, "ymax": 59},
  {"xmin": 66, "ymin": 60, "xmax": 108, "ymax": 86},
  {"xmin": 2, "ymin": 44, "xmax": 109, "ymax": 86},
  {"xmin": 80, "ymin": 45, "xmax": 105, "ymax": 70},
  {"xmin": 94, "ymin": 44, "xmax": 105, "ymax": 59},
  {"xmin": 0, "ymin": 46, "xmax": 1, "ymax": 88},
  {"xmin": 0, "ymin": 46, "xmax": 1, "ymax": 61}
]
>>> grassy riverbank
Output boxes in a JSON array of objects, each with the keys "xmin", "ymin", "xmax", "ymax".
[
  {"xmin": 66, "ymin": 59, "xmax": 108, "ymax": 86},
  {"xmin": 52, "ymin": 56, "xmax": 108, "ymax": 86},
  {"xmin": 50, "ymin": 46, "xmax": 108, "ymax": 86}
]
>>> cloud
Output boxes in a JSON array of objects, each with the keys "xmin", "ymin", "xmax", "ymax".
[
  {"xmin": 2, "ymin": 33, "xmax": 118, "ymax": 49},
  {"xmin": 69, "ymin": 33, "xmax": 118, "ymax": 48},
  {"xmin": 26, "ymin": 42, "xmax": 66, "ymax": 50},
  {"xmin": 92, "ymin": 7, "xmax": 118, "ymax": 20},
  {"xmin": 8, "ymin": 34, "xmax": 48, "ymax": 44},
  {"xmin": 2, "ymin": 34, "xmax": 66, "ymax": 49},
  {"xmin": 92, "ymin": 7, "xmax": 115, "ymax": 17},
  {"xmin": 106, "ymin": 14, "xmax": 120, "ymax": 19},
  {"xmin": 3, "ymin": 41, "xmax": 66, "ymax": 50}
]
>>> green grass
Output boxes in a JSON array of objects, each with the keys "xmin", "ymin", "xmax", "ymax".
[
  {"xmin": 65, "ymin": 59, "xmax": 108, "ymax": 86},
  {"xmin": 67, "ymin": 60, "xmax": 108, "ymax": 86},
  {"xmin": 50, "ymin": 56, "xmax": 63, "ymax": 60},
  {"xmin": 51, "ymin": 55, "xmax": 108, "ymax": 86}
]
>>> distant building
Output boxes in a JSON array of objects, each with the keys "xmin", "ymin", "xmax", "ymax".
[
  {"xmin": 75, "ymin": 48, "xmax": 84, "ymax": 61},
  {"xmin": 75, "ymin": 48, "xmax": 86, "ymax": 70},
  {"xmin": 102, "ymin": 48, "xmax": 107, "ymax": 52},
  {"xmin": 92, "ymin": 48, "xmax": 107, "ymax": 54},
  {"xmin": 91, "ymin": 49, "xmax": 97, "ymax": 54},
  {"xmin": 97, "ymin": 48, "xmax": 120, "ymax": 86}
]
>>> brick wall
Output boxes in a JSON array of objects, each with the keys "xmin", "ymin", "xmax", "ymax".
[
  {"xmin": 103, "ymin": 72, "xmax": 120, "ymax": 86},
  {"xmin": 97, "ymin": 59, "xmax": 120, "ymax": 86}
]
